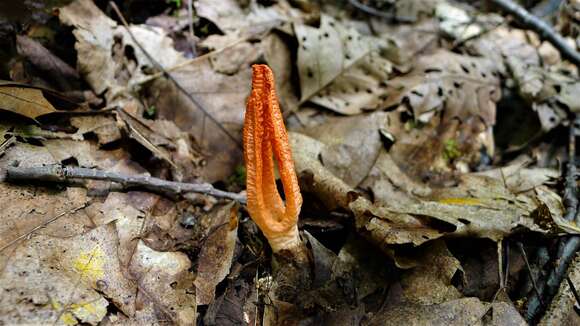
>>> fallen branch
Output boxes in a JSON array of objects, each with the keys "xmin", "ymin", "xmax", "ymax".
[
  {"xmin": 490, "ymin": 0, "xmax": 580, "ymax": 67},
  {"xmin": 5, "ymin": 165, "xmax": 246, "ymax": 203}
]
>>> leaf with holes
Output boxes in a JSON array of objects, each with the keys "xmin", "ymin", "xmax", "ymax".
[
  {"xmin": 309, "ymin": 51, "xmax": 392, "ymax": 115},
  {"xmin": 383, "ymin": 49, "xmax": 501, "ymax": 126},
  {"xmin": 295, "ymin": 15, "xmax": 382, "ymax": 103}
]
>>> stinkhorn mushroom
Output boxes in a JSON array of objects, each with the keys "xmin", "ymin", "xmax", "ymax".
[{"xmin": 243, "ymin": 64, "xmax": 303, "ymax": 253}]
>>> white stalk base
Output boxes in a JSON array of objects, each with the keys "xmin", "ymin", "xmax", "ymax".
[{"xmin": 268, "ymin": 225, "xmax": 302, "ymax": 253}]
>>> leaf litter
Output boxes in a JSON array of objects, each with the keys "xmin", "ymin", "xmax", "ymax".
[{"xmin": 1, "ymin": 0, "xmax": 580, "ymax": 324}]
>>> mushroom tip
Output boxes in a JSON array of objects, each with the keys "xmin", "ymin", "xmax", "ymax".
[{"xmin": 252, "ymin": 63, "xmax": 270, "ymax": 72}]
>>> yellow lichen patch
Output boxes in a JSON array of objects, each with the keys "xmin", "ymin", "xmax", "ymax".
[
  {"xmin": 50, "ymin": 299, "xmax": 78, "ymax": 326},
  {"xmin": 73, "ymin": 246, "xmax": 105, "ymax": 282},
  {"xmin": 70, "ymin": 301, "xmax": 108, "ymax": 323},
  {"xmin": 437, "ymin": 198, "xmax": 483, "ymax": 206}
]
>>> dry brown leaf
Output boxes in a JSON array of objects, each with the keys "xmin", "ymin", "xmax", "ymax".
[
  {"xmin": 194, "ymin": 0, "xmax": 245, "ymax": 33},
  {"xmin": 203, "ymin": 278, "xmax": 259, "ymax": 325},
  {"xmin": 200, "ymin": 33, "xmax": 260, "ymax": 75},
  {"xmin": 149, "ymin": 57, "xmax": 250, "ymax": 182},
  {"xmin": 377, "ymin": 49, "xmax": 501, "ymax": 180},
  {"xmin": 116, "ymin": 107, "xmax": 177, "ymax": 169},
  {"xmin": 150, "ymin": 119, "xmax": 205, "ymax": 181},
  {"xmin": 366, "ymin": 297, "xmax": 525, "ymax": 326},
  {"xmin": 468, "ymin": 27, "xmax": 541, "ymax": 77},
  {"xmin": 16, "ymin": 35, "xmax": 81, "ymax": 91},
  {"xmin": 94, "ymin": 164, "xmax": 197, "ymax": 324},
  {"xmin": 337, "ymin": 233, "xmax": 394, "ymax": 300},
  {"xmin": 301, "ymin": 111, "xmax": 388, "ymax": 187},
  {"xmin": 290, "ymin": 132, "xmax": 352, "ymax": 211},
  {"xmin": 100, "ymin": 192, "xmax": 146, "ymax": 265},
  {"xmin": 375, "ymin": 20, "xmax": 439, "ymax": 69},
  {"xmin": 194, "ymin": 201, "xmax": 239, "ymax": 305},
  {"xmin": 466, "ymin": 26, "xmax": 580, "ymax": 132},
  {"xmin": 263, "ymin": 31, "xmax": 300, "ymax": 114},
  {"xmin": 349, "ymin": 196, "xmax": 446, "ymax": 248},
  {"xmin": 436, "ymin": 3, "xmax": 485, "ymax": 41},
  {"xmin": 290, "ymin": 132, "xmax": 441, "ymax": 247},
  {"xmin": 0, "ymin": 83, "xmax": 57, "ymax": 119},
  {"xmin": 42, "ymin": 139, "xmax": 127, "ymax": 169},
  {"xmin": 0, "ymin": 140, "xmax": 57, "ymax": 173},
  {"xmin": 360, "ymin": 150, "xmax": 432, "ymax": 207},
  {"xmin": 399, "ymin": 240, "xmax": 463, "ymax": 304},
  {"xmin": 475, "ymin": 164, "xmax": 558, "ymax": 193},
  {"xmin": 70, "ymin": 115, "xmax": 122, "ymax": 146},
  {"xmin": 394, "ymin": 0, "xmax": 439, "ymax": 22},
  {"xmin": 0, "ymin": 184, "xmax": 93, "ymax": 272}
]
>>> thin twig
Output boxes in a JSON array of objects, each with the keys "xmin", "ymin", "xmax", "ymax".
[
  {"xmin": 187, "ymin": 0, "xmax": 196, "ymax": 57},
  {"xmin": 0, "ymin": 135, "xmax": 16, "ymax": 156},
  {"xmin": 5, "ymin": 165, "xmax": 246, "ymax": 203},
  {"xmin": 134, "ymin": 36, "xmax": 251, "ymax": 86},
  {"xmin": 108, "ymin": 2, "xmax": 243, "ymax": 149},
  {"xmin": 451, "ymin": 18, "xmax": 509, "ymax": 50},
  {"xmin": 498, "ymin": 240, "xmax": 505, "ymax": 288},
  {"xmin": 489, "ymin": 0, "xmax": 580, "ymax": 67},
  {"xmin": 348, "ymin": 0, "xmax": 414, "ymax": 23},
  {"xmin": 518, "ymin": 242, "xmax": 544, "ymax": 307},
  {"xmin": 504, "ymin": 241, "xmax": 510, "ymax": 288},
  {"xmin": 566, "ymin": 276, "xmax": 580, "ymax": 310}
]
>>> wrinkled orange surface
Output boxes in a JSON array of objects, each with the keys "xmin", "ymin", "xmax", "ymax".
[{"xmin": 243, "ymin": 64, "xmax": 302, "ymax": 241}]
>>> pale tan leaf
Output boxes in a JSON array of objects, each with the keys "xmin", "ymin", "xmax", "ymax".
[
  {"xmin": 309, "ymin": 51, "xmax": 392, "ymax": 115},
  {"xmin": 129, "ymin": 241, "xmax": 196, "ymax": 325},
  {"xmin": 295, "ymin": 15, "xmax": 384, "ymax": 102},
  {"xmin": 0, "ymin": 85, "xmax": 57, "ymax": 119}
]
